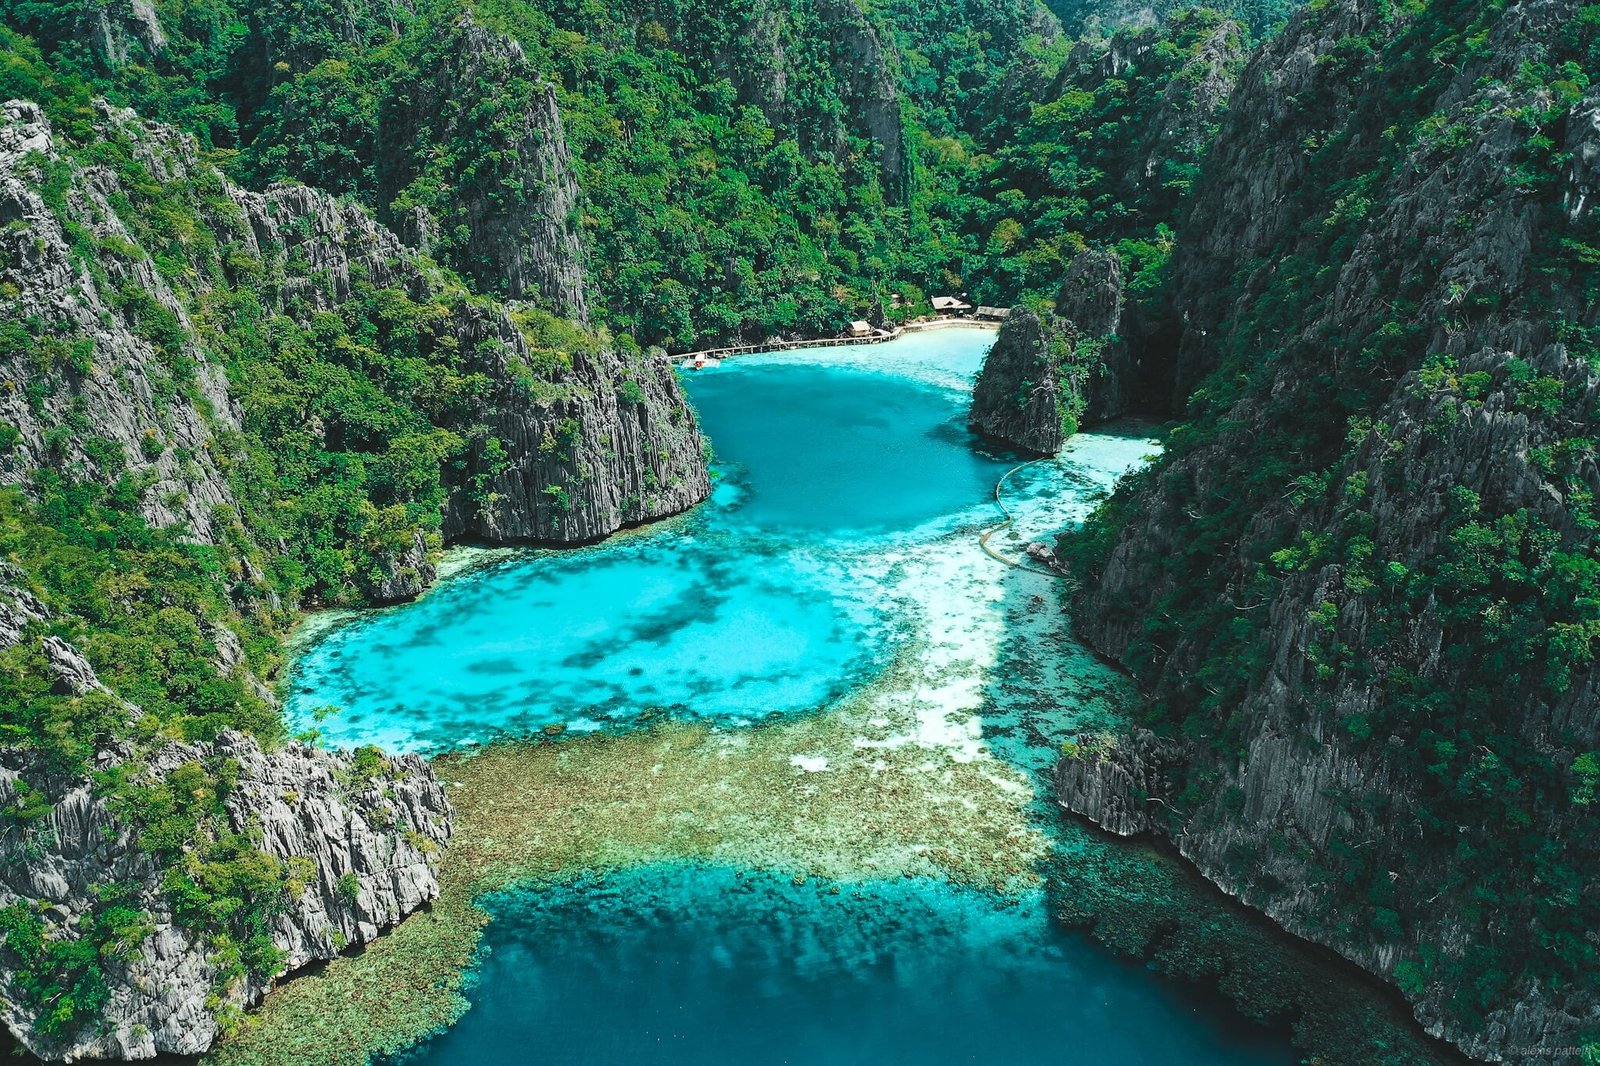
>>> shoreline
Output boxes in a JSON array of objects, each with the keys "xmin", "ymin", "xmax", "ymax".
[{"xmin": 671, "ymin": 316, "xmax": 998, "ymax": 363}]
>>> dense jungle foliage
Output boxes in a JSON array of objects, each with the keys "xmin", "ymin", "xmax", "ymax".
[
  {"xmin": 7, "ymin": 0, "xmax": 1595, "ymax": 1056},
  {"xmin": 0, "ymin": 0, "xmax": 1245, "ymax": 346},
  {"xmin": 1060, "ymin": 0, "xmax": 1600, "ymax": 1046}
]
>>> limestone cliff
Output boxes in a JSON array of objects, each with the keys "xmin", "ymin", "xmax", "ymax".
[
  {"xmin": 0, "ymin": 96, "xmax": 707, "ymax": 561},
  {"xmin": 1053, "ymin": 248, "xmax": 1145, "ymax": 421},
  {"xmin": 381, "ymin": 13, "xmax": 589, "ymax": 318},
  {"xmin": 969, "ymin": 308, "xmax": 1079, "ymax": 455},
  {"xmin": 0, "ymin": 575, "xmax": 451, "ymax": 1061},
  {"xmin": 703, "ymin": 0, "xmax": 910, "ymax": 205},
  {"xmin": 1057, "ymin": 1, "xmax": 1600, "ymax": 1060},
  {"xmin": 0, "ymin": 83, "xmax": 706, "ymax": 1060},
  {"xmin": 971, "ymin": 249, "xmax": 1143, "ymax": 453}
]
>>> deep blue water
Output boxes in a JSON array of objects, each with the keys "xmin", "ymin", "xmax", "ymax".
[
  {"xmin": 401, "ymin": 866, "xmax": 1293, "ymax": 1066},
  {"xmin": 688, "ymin": 363, "xmax": 1013, "ymax": 535}
]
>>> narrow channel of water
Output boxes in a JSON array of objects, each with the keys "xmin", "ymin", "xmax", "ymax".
[{"xmin": 287, "ymin": 328, "xmax": 1294, "ymax": 1065}]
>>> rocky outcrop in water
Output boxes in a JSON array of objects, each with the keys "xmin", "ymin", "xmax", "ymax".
[
  {"xmin": 438, "ymin": 313, "xmax": 709, "ymax": 545},
  {"xmin": 1053, "ymin": 248, "xmax": 1143, "ymax": 422},
  {"xmin": 969, "ymin": 308, "xmax": 1077, "ymax": 454},
  {"xmin": 1052, "ymin": 730, "xmax": 1178, "ymax": 836},
  {"xmin": 1059, "ymin": 1, "xmax": 1600, "ymax": 1060},
  {"xmin": 970, "ymin": 249, "xmax": 1146, "ymax": 453}
]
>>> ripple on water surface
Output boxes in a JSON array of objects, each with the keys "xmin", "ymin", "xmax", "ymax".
[{"xmin": 397, "ymin": 866, "xmax": 1294, "ymax": 1066}]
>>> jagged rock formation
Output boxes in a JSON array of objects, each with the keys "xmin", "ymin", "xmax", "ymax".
[
  {"xmin": 0, "ymin": 95, "xmax": 706, "ymax": 561},
  {"xmin": 81, "ymin": 0, "xmax": 166, "ymax": 66},
  {"xmin": 0, "ymin": 731, "xmax": 450, "ymax": 1061},
  {"xmin": 1053, "ymin": 729, "xmax": 1178, "ymax": 836},
  {"xmin": 0, "ymin": 577, "xmax": 451, "ymax": 1060},
  {"xmin": 1055, "ymin": 249, "xmax": 1124, "ymax": 337},
  {"xmin": 381, "ymin": 13, "xmax": 588, "ymax": 318},
  {"xmin": 969, "ymin": 8, "xmax": 1244, "ymax": 314},
  {"xmin": 0, "ymin": 74, "xmax": 705, "ymax": 1062},
  {"xmin": 707, "ymin": 0, "xmax": 910, "ymax": 205},
  {"xmin": 1097, "ymin": 15, "xmax": 1244, "ymax": 208},
  {"xmin": 970, "ymin": 250, "xmax": 1145, "ymax": 453},
  {"xmin": 1058, "ymin": 1, "xmax": 1600, "ymax": 1060},
  {"xmin": 969, "ymin": 308, "xmax": 1078, "ymax": 455},
  {"xmin": 440, "ymin": 320, "xmax": 708, "ymax": 544},
  {"xmin": 370, "ymin": 532, "xmax": 438, "ymax": 605},
  {"xmin": 0, "ymin": 100, "xmax": 246, "ymax": 547},
  {"xmin": 815, "ymin": 0, "xmax": 908, "ymax": 205},
  {"xmin": 1054, "ymin": 248, "xmax": 1143, "ymax": 420}
]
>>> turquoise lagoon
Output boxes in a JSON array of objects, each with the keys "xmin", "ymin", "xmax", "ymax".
[
  {"xmin": 288, "ymin": 327, "xmax": 1294, "ymax": 1065},
  {"xmin": 287, "ymin": 328, "xmax": 1150, "ymax": 751}
]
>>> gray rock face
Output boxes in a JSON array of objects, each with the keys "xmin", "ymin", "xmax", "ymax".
[
  {"xmin": 817, "ymin": 0, "xmax": 908, "ymax": 205},
  {"xmin": 0, "ymin": 731, "xmax": 450, "ymax": 1061},
  {"xmin": 1053, "ymin": 729, "xmax": 1179, "ymax": 837},
  {"xmin": 369, "ymin": 531, "xmax": 439, "ymax": 605},
  {"xmin": 1054, "ymin": 248, "xmax": 1141, "ymax": 422},
  {"xmin": 1566, "ymin": 84, "xmax": 1600, "ymax": 221},
  {"xmin": 0, "ymin": 99, "xmax": 249, "ymax": 549},
  {"xmin": 0, "ymin": 84, "xmax": 706, "ymax": 1061},
  {"xmin": 1056, "ymin": 249, "xmax": 1124, "ymax": 338},
  {"xmin": 971, "ymin": 252, "xmax": 1144, "ymax": 454},
  {"xmin": 436, "ymin": 308, "xmax": 710, "ymax": 545},
  {"xmin": 0, "ymin": 596, "xmax": 451, "ymax": 1061},
  {"xmin": 714, "ymin": 0, "xmax": 910, "ymax": 205},
  {"xmin": 969, "ymin": 308, "xmax": 1077, "ymax": 455},
  {"xmin": 79, "ymin": 0, "xmax": 168, "ymax": 66},
  {"xmin": 1062, "ymin": 1, "xmax": 1600, "ymax": 1060},
  {"xmin": 1108, "ymin": 16, "xmax": 1244, "ymax": 204},
  {"xmin": 0, "ymin": 95, "xmax": 708, "ymax": 561},
  {"xmin": 1160, "ymin": 0, "xmax": 1381, "ymax": 406},
  {"xmin": 384, "ymin": 14, "xmax": 589, "ymax": 318}
]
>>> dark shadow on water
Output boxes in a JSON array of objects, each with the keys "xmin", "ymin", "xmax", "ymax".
[{"xmin": 974, "ymin": 507, "xmax": 1467, "ymax": 1066}]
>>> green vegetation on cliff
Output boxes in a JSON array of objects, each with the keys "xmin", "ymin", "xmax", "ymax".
[
  {"xmin": 1, "ymin": 0, "xmax": 1234, "ymax": 347},
  {"xmin": 9, "ymin": 0, "xmax": 1596, "ymax": 1059},
  {"xmin": 1061, "ymin": 0, "xmax": 1600, "ymax": 1052}
]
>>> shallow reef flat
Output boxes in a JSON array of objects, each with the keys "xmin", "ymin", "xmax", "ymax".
[{"xmin": 205, "ymin": 686, "xmax": 1051, "ymax": 1066}]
